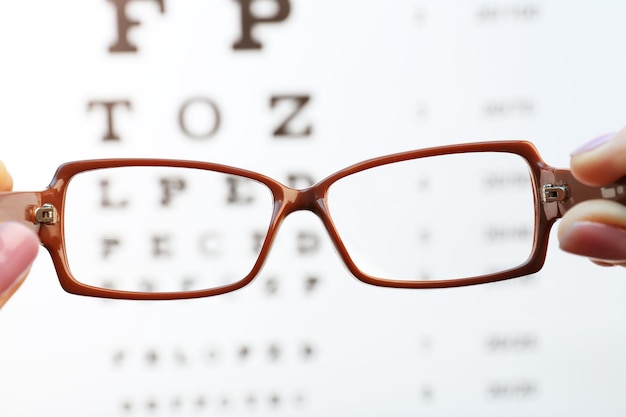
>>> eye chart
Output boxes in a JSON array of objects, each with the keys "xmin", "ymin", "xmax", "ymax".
[{"xmin": 2, "ymin": 1, "xmax": 626, "ymax": 416}]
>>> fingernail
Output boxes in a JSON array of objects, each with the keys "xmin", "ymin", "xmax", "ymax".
[
  {"xmin": 571, "ymin": 132, "xmax": 616, "ymax": 156},
  {"xmin": 559, "ymin": 221, "xmax": 626, "ymax": 261},
  {"xmin": 0, "ymin": 222, "xmax": 39, "ymax": 296}
]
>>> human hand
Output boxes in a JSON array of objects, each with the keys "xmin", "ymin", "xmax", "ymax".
[
  {"xmin": 0, "ymin": 162, "xmax": 40, "ymax": 308},
  {"xmin": 558, "ymin": 127, "xmax": 626, "ymax": 266}
]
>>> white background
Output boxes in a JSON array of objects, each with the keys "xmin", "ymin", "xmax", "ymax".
[{"xmin": 1, "ymin": 1, "xmax": 626, "ymax": 416}]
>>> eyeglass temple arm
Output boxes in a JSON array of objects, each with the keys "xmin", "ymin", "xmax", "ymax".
[
  {"xmin": 542, "ymin": 168, "xmax": 626, "ymax": 219},
  {"xmin": 0, "ymin": 192, "xmax": 45, "ymax": 234}
]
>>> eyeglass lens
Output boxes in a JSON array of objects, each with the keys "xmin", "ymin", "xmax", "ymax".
[
  {"xmin": 327, "ymin": 151, "xmax": 536, "ymax": 281},
  {"xmin": 63, "ymin": 166, "xmax": 275, "ymax": 293}
]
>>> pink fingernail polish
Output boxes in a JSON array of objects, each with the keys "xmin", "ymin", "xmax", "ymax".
[
  {"xmin": 0, "ymin": 223, "xmax": 39, "ymax": 295},
  {"xmin": 559, "ymin": 221, "xmax": 626, "ymax": 261},
  {"xmin": 571, "ymin": 132, "xmax": 616, "ymax": 156}
]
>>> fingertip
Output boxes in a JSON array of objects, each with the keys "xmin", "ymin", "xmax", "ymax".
[
  {"xmin": 558, "ymin": 200, "xmax": 626, "ymax": 264},
  {"xmin": 570, "ymin": 132, "xmax": 616, "ymax": 156},
  {"xmin": 570, "ymin": 126, "xmax": 626, "ymax": 186},
  {"xmin": 0, "ymin": 161, "xmax": 14, "ymax": 192},
  {"xmin": 559, "ymin": 221, "xmax": 626, "ymax": 261}
]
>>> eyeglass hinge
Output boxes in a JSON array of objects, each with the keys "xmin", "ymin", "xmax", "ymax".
[
  {"xmin": 542, "ymin": 184, "xmax": 569, "ymax": 203},
  {"xmin": 34, "ymin": 203, "xmax": 58, "ymax": 225}
]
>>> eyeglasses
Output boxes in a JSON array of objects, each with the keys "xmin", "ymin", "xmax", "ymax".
[{"xmin": 1, "ymin": 141, "xmax": 624, "ymax": 300}]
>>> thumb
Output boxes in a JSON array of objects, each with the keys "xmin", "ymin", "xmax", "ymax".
[{"xmin": 0, "ymin": 222, "xmax": 40, "ymax": 307}]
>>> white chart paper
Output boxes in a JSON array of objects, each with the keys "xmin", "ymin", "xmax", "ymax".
[{"xmin": 1, "ymin": 1, "xmax": 626, "ymax": 416}]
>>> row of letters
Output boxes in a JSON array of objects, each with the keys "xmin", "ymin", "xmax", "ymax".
[
  {"xmin": 88, "ymin": 95, "xmax": 312, "ymax": 142},
  {"xmin": 110, "ymin": 380, "xmax": 538, "ymax": 416},
  {"xmin": 100, "ymin": 230, "xmax": 321, "ymax": 259},
  {"xmin": 98, "ymin": 273, "xmax": 323, "ymax": 296},
  {"xmin": 117, "ymin": 392, "xmax": 308, "ymax": 415},
  {"xmin": 109, "ymin": 334, "xmax": 537, "ymax": 370},
  {"xmin": 107, "ymin": 0, "xmax": 291, "ymax": 53},
  {"xmin": 87, "ymin": 96, "xmax": 536, "ymax": 143},
  {"xmin": 105, "ymin": 0, "xmax": 539, "ymax": 54},
  {"xmin": 112, "ymin": 342, "xmax": 317, "ymax": 366}
]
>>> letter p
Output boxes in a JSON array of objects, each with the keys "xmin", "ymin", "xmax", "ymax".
[{"xmin": 232, "ymin": 0, "xmax": 291, "ymax": 50}]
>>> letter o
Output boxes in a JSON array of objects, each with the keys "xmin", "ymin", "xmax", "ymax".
[{"xmin": 178, "ymin": 97, "xmax": 221, "ymax": 139}]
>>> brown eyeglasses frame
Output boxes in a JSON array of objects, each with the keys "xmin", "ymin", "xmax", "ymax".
[{"xmin": 1, "ymin": 140, "xmax": 625, "ymax": 300}]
